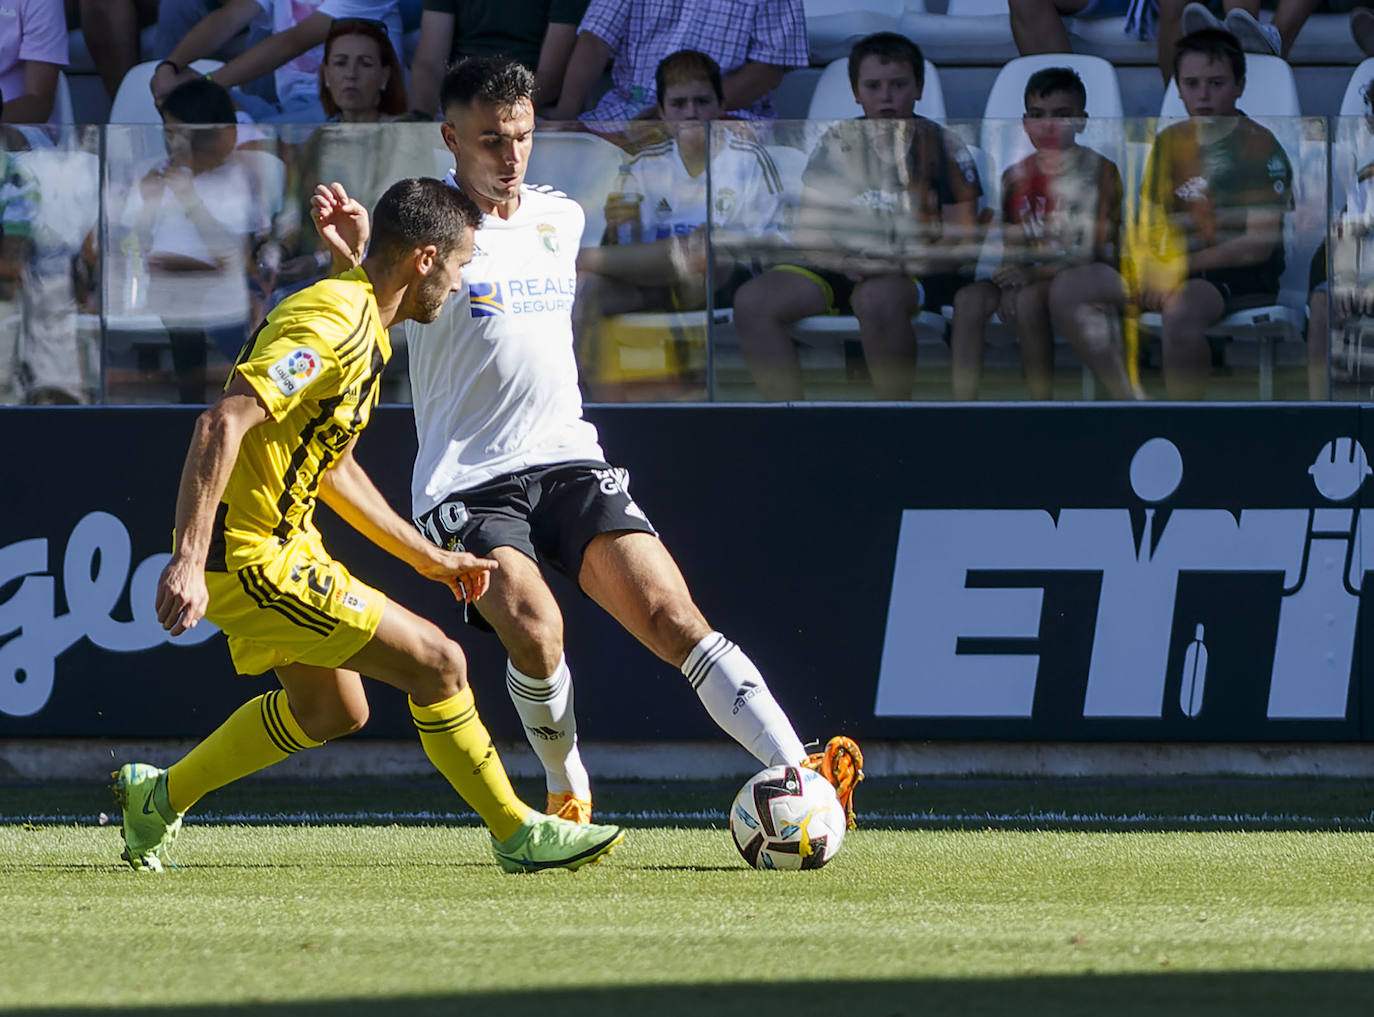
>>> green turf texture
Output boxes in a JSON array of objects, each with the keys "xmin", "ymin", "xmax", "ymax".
[{"xmin": 3, "ymin": 777, "xmax": 1373, "ymax": 1016}]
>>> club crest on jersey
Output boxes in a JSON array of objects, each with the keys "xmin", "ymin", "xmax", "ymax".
[
  {"xmin": 537, "ymin": 223, "xmax": 559, "ymax": 254},
  {"xmin": 469, "ymin": 281, "xmax": 506, "ymax": 318},
  {"xmin": 269, "ymin": 346, "xmax": 322, "ymax": 396}
]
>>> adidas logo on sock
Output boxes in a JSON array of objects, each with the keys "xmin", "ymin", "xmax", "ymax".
[
  {"xmin": 525, "ymin": 724, "xmax": 565, "ymax": 741},
  {"xmin": 732, "ymin": 680, "xmax": 760, "ymax": 715}
]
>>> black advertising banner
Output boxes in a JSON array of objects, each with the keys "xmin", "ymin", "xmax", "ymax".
[{"xmin": 0, "ymin": 404, "xmax": 1369, "ymax": 743}]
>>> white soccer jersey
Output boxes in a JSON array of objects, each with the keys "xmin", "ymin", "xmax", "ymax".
[
  {"xmin": 617, "ymin": 132, "xmax": 784, "ymax": 242},
  {"xmin": 405, "ymin": 172, "xmax": 604, "ymax": 514}
]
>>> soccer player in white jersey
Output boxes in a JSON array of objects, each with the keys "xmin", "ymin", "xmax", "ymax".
[
  {"xmin": 314, "ymin": 55, "xmax": 863, "ymax": 827},
  {"xmin": 576, "ymin": 50, "xmax": 786, "ymax": 326}
]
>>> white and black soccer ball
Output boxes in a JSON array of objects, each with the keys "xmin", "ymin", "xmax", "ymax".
[{"xmin": 729, "ymin": 764, "xmax": 846, "ymax": 870}]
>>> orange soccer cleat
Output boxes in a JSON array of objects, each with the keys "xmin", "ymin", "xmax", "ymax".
[
  {"xmin": 802, "ymin": 736, "xmax": 864, "ymax": 829},
  {"xmin": 546, "ymin": 790, "xmax": 593, "ymax": 824}
]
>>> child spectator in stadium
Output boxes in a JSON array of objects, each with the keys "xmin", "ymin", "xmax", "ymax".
[
  {"xmin": 542, "ymin": 0, "xmax": 808, "ymax": 125},
  {"xmin": 149, "ymin": 1, "xmax": 405, "ymax": 123},
  {"xmin": 950, "ymin": 67, "xmax": 1129, "ymax": 400},
  {"xmin": 116, "ymin": 77, "xmax": 272, "ymax": 402},
  {"xmin": 574, "ymin": 50, "xmax": 785, "ymax": 397},
  {"xmin": 1058, "ymin": 28, "xmax": 1293, "ymax": 400},
  {"xmin": 408, "ymin": 0, "xmax": 588, "ymax": 118},
  {"xmin": 732, "ymin": 32, "xmax": 982, "ymax": 401}
]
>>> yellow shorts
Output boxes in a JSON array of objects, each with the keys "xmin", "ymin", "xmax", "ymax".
[{"xmin": 205, "ymin": 533, "xmax": 387, "ymax": 676}]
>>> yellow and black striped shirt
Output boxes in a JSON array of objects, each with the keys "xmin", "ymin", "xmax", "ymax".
[{"xmin": 210, "ymin": 266, "xmax": 390, "ymax": 571}]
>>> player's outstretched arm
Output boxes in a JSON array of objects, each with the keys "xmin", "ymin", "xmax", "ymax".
[
  {"xmin": 319, "ymin": 441, "xmax": 499, "ymax": 603},
  {"xmin": 157, "ymin": 376, "xmax": 270, "ymax": 636},
  {"xmin": 311, "ymin": 182, "xmax": 370, "ymax": 274}
]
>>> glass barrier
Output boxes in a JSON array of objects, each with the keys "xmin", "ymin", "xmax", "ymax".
[
  {"xmin": 0, "ymin": 124, "xmax": 101, "ymax": 405},
  {"xmin": 0, "ymin": 116, "xmax": 1350, "ymax": 406},
  {"xmin": 1327, "ymin": 114, "xmax": 1374, "ymax": 402}
]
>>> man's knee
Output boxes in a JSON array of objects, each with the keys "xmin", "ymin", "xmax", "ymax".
[{"xmin": 293, "ymin": 696, "xmax": 370, "ymax": 743}]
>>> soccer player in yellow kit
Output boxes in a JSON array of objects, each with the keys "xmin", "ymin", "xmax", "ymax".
[{"xmin": 111, "ymin": 177, "xmax": 625, "ymax": 873}]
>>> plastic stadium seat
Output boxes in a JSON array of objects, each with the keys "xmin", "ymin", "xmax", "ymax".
[
  {"xmin": 806, "ymin": 0, "xmax": 909, "ymax": 63},
  {"xmin": 807, "ymin": 57, "xmax": 946, "ymax": 122},
  {"xmin": 55, "ymin": 71, "xmax": 74, "ymax": 124},
  {"xmin": 1339, "ymin": 56, "xmax": 1374, "ymax": 115},
  {"xmin": 525, "ymin": 132, "xmax": 631, "ymax": 248}
]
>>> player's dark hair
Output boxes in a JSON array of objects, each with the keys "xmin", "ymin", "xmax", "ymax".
[
  {"xmin": 161, "ymin": 77, "xmax": 236, "ymax": 125},
  {"xmin": 847, "ymin": 32, "xmax": 924, "ymax": 90},
  {"xmin": 655, "ymin": 50, "xmax": 724, "ymax": 105},
  {"xmin": 1173, "ymin": 27, "xmax": 1245, "ymax": 84},
  {"xmin": 1024, "ymin": 67, "xmax": 1087, "ymax": 110},
  {"xmin": 369, "ymin": 178, "xmax": 482, "ymax": 261},
  {"xmin": 440, "ymin": 55, "xmax": 535, "ymax": 116}
]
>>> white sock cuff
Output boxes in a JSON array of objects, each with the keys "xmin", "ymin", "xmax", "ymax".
[
  {"xmin": 506, "ymin": 655, "xmax": 571, "ymax": 702},
  {"xmin": 682, "ymin": 631, "xmax": 736, "ymax": 689}
]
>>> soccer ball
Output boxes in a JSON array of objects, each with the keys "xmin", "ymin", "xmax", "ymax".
[{"xmin": 729, "ymin": 764, "xmax": 846, "ymax": 870}]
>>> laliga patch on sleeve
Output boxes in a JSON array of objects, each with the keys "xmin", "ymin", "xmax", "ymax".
[{"xmin": 269, "ymin": 347, "xmax": 323, "ymax": 397}]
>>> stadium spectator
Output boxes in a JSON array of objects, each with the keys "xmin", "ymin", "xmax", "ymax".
[
  {"xmin": 574, "ymin": 50, "xmax": 785, "ymax": 398},
  {"xmin": 112, "ymin": 175, "xmax": 626, "ymax": 875},
  {"xmin": 266, "ymin": 17, "xmax": 413, "ymax": 303},
  {"xmin": 1008, "ymin": 0, "xmax": 1136, "ymax": 56},
  {"xmin": 73, "ymin": 0, "xmax": 262, "ymax": 105},
  {"xmin": 1305, "ymin": 81, "xmax": 1374, "ymax": 399},
  {"xmin": 1062, "ymin": 29, "xmax": 1292, "ymax": 399},
  {"xmin": 149, "ymin": 0, "xmax": 404, "ymax": 123},
  {"xmin": 0, "ymin": 0, "xmax": 67, "ymax": 124},
  {"xmin": 311, "ymin": 56, "xmax": 864, "ymax": 827},
  {"xmin": 733, "ymin": 33, "xmax": 982, "ymax": 401},
  {"xmin": 0, "ymin": 138, "xmax": 38, "ymax": 403},
  {"xmin": 542, "ymin": 0, "xmax": 808, "ymax": 125},
  {"xmin": 408, "ymin": 0, "xmax": 588, "ymax": 118},
  {"xmin": 115, "ymin": 78, "xmax": 272, "ymax": 402},
  {"xmin": 1158, "ymin": 0, "xmax": 1316, "ymax": 80},
  {"xmin": 13, "ymin": 128, "xmax": 101, "ymax": 404},
  {"xmin": 950, "ymin": 67, "xmax": 1131, "ymax": 400}
]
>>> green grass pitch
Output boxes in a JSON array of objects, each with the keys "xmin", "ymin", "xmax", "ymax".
[{"xmin": 2, "ymin": 776, "xmax": 1373, "ymax": 1016}]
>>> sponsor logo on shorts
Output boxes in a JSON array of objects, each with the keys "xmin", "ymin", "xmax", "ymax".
[{"xmin": 269, "ymin": 347, "xmax": 323, "ymax": 397}]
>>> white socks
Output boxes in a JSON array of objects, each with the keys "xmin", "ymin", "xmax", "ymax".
[
  {"xmin": 505, "ymin": 655, "xmax": 591, "ymax": 800},
  {"xmin": 682, "ymin": 631, "xmax": 807, "ymax": 767}
]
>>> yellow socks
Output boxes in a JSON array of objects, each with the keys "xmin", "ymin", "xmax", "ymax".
[
  {"xmin": 165, "ymin": 689, "xmax": 321, "ymax": 814},
  {"xmin": 410, "ymin": 686, "xmax": 531, "ymax": 841}
]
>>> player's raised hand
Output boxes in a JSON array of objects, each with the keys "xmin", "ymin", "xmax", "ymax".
[
  {"xmin": 311, "ymin": 182, "xmax": 369, "ymax": 268},
  {"xmin": 418, "ymin": 550, "xmax": 500, "ymax": 603},
  {"xmin": 155, "ymin": 554, "xmax": 210, "ymax": 637}
]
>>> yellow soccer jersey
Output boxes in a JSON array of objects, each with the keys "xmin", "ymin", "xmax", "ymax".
[{"xmin": 209, "ymin": 266, "xmax": 391, "ymax": 571}]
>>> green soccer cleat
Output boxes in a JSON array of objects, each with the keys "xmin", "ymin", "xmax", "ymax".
[
  {"xmin": 490, "ymin": 812, "xmax": 625, "ymax": 873},
  {"xmin": 110, "ymin": 763, "xmax": 183, "ymax": 873}
]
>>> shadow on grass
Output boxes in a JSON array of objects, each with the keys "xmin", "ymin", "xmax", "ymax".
[{"xmin": 7, "ymin": 972, "xmax": 1374, "ymax": 1017}]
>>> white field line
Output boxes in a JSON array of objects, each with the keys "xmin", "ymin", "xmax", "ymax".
[{"xmin": 10, "ymin": 808, "xmax": 1374, "ymax": 827}]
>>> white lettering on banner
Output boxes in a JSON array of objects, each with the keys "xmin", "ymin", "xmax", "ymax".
[
  {"xmin": 0, "ymin": 511, "xmax": 218, "ymax": 718},
  {"xmin": 875, "ymin": 437, "xmax": 1372, "ymax": 721}
]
